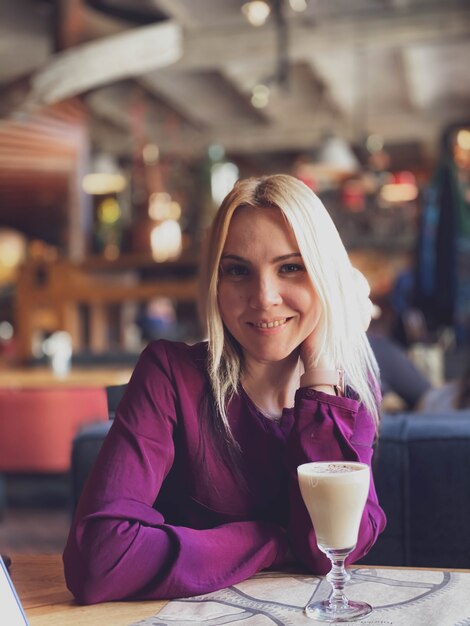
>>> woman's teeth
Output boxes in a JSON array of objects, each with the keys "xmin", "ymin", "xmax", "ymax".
[{"xmin": 253, "ymin": 319, "xmax": 287, "ymax": 329}]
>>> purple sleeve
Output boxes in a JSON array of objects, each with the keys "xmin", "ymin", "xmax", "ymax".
[
  {"xmin": 284, "ymin": 387, "xmax": 386, "ymax": 574},
  {"xmin": 63, "ymin": 344, "xmax": 285, "ymax": 604}
]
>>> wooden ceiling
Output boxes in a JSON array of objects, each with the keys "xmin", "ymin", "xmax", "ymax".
[
  {"xmin": 0, "ymin": 0, "xmax": 469, "ymax": 246},
  {"xmin": 1, "ymin": 0, "xmax": 469, "ymax": 158}
]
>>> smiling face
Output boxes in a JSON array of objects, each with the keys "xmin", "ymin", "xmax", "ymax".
[{"xmin": 217, "ymin": 206, "xmax": 320, "ymax": 366}]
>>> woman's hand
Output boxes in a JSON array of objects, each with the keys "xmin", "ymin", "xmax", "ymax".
[
  {"xmin": 298, "ymin": 267, "xmax": 373, "ymax": 392},
  {"xmin": 299, "ymin": 323, "xmax": 336, "ymax": 393},
  {"xmin": 299, "ymin": 331, "xmax": 333, "ymax": 373},
  {"xmin": 300, "ymin": 268, "xmax": 371, "ymax": 367}
]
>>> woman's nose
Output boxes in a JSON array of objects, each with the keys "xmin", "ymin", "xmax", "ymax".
[{"xmin": 249, "ymin": 276, "xmax": 282, "ymax": 309}]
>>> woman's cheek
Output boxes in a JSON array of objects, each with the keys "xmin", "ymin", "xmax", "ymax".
[{"xmin": 218, "ymin": 284, "xmax": 242, "ymax": 326}]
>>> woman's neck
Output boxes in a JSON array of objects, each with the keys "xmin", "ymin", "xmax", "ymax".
[{"xmin": 241, "ymin": 352, "xmax": 301, "ymax": 419}]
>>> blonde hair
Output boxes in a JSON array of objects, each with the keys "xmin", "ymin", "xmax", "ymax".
[{"xmin": 199, "ymin": 174, "xmax": 380, "ymax": 443}]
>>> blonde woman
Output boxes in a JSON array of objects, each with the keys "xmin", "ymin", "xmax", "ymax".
[{"xmin": 64, "ymin": 174, "xmax": 386, "ymax": 604}]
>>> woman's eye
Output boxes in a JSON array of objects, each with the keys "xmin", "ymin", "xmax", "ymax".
[
  {"xmin": 220, "ymin": 264, "xmax": 249, "ymax": 277},
  {"xmin": 280, "ymin": 263, "xmax": 304, "ymax": 274}
]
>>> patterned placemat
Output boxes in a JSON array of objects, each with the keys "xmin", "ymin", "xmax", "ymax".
[{"xmin": 130, "ymin": 568, "xmax": 470, "ymax": 626}]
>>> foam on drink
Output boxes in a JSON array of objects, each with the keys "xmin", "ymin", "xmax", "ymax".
[{"xmin": 297, "ymin": 461, "xmax": 370, "ymax": 550}]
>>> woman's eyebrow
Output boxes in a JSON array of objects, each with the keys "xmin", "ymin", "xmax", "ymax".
[
  {"xmin": 220, "ymin": 252, "xmax": 301, "ymax": 263},
  {"xmin": 220, "ymin": 254, "xmax": 248, "ymax": 262},
  {"xmin": 274, "ymin": 253, "xmax": 302, "ymax": 262}
]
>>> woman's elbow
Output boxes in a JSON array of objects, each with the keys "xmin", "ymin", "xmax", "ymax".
[
  {"xmin": 63, "ymin": 543, "xmax": 117, "ymax": 604},
  {"xmin": 63, "ymin": 526, "xmax": 136, "ymax": 604},
  {"xmin": 63, "ymin": 520, "xmax": 174, "ymax": 603},
  {"xmin": 67, "ymin": 577, "xmax": 110, "ymax": 606}
]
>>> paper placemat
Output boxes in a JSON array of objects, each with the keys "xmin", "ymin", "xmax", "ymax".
[{"xmin": 130, "ymin": 568, "xmax": 470, "ymax": 626}]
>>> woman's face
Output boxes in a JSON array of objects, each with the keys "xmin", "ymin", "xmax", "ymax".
[{"xmin": 217, "ymin": 206, "xmax": 320, "ymax": 365}]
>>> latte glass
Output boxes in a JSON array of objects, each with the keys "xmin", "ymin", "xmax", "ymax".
[{"xmin": 297, "ymin": 461, "xmax": 371, "ymax": 622}]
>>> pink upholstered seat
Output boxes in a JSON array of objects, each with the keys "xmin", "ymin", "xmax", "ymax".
[{"xmin": 0, "ymin": 387, "xmax": 108, "ymax": 473}]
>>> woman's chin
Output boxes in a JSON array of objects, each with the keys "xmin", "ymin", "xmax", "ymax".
[{"xmin": 243, "ymin": 346, "xmax": 298, "ymax": 365}]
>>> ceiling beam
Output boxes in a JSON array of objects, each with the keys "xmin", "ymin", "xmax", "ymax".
[
  {"xmin": 85, "ymin": 74, "xmax": 458, "ymax": 157},
  {"xmin": 23, "ymin": 20, "xmax": 183, "ymax": 107},
  {"xmin": 211, "ymin": 108, "xmax": 459, "ymax": 156},
  {"xmin": 176, "ymin": 9, "xmax": 470, "ymax": 71},
  {"xmin": 402, "ymin": 40, "xmax": 470, "ymax": 110},
  {"xmin": 149, "ymin": 0, "xmax": 199, "ymax": 30},
  {"xmin": 85, "ymin": 86, "xmax": 208, "ymax": 157},
  {"xmin": 140, "ymin": 69, "xmax": 269, "ymax": 127}
]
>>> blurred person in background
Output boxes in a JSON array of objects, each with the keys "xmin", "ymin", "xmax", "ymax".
[
  {"xmin": 419, "ymin": 341, "xmax": 470, "ymax": 412},
  {"xmin": 368, "ymin": 332, "xmax": 432, "ymax": 411}
]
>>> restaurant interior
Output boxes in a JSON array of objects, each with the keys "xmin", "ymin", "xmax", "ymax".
[{"xmin": 1, "ymin": 0, "xmax": 470, "ymax": 616}]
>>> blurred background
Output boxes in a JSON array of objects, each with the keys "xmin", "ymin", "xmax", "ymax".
[{"xmin": 0, "ymin": 0, "xmax": 469, "ymax": 553}]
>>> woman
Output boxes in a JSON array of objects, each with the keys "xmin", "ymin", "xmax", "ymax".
[{"xmin": 63, "ymin": 174, "xmax": 386, "ymax": 604}]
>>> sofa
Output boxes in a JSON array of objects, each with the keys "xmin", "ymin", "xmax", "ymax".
[
  {"xmin": 71, "ymin": 396, "xmax": 470, "ymax": 570},
  {"xmin": 360, "ymin": 410, "xmax": 470, "ymax": 569}
]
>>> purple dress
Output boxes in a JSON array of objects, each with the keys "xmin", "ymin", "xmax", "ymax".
[{"xmin": 63, "ymin": 340, "xmax": 386, "ymax": 604}]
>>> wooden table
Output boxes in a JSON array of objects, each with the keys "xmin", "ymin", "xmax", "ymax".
[
  {"xmin": 0, "ymin": 366, "xmax": 133, "ymax": 389},
  {"xmin": 10, "ymin": 554, "xmax": 470, "ymax": 626},
  {"xmin": 10, "ymin": 554, "xmax": 167, "ymax": 626}
]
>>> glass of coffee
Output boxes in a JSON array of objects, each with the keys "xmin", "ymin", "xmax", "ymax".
[{"xmin": 297, "ymin": 461, "xmax": 371, "ymax": 622}]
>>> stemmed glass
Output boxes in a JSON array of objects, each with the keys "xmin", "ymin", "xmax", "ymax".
[{"xmin": 297, "ymin": 461, "xmax": 372, "ymax": 622}]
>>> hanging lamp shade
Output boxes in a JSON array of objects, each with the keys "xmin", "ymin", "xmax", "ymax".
[
  {"xmin": 82, "ymin": 154, "xmax": 127, "ymax": 195},
  {"xmin": 295, "ymin": 135, "xmax": 360, "ymax": 190},
  {"xmin": 316, "ymin": 135, "xmax": 360, "ymax": 176}
]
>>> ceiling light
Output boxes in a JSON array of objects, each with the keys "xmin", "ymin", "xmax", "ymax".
[
  {"xmin": 242, "ymin": 1, "xmax": 271, "ymax": 27},
  {"xmin": 97, "ymin": 198, "xmax": 121, "ymax": 224},
  {"xmin": 0, "ymin": 228, "xmax": 27, "ymax": 285},
  {"xmin": 149, "ymin": 192, "xmax": 172, "ymax": 221},
  {"xmin": 316, "ymin": 135, "xmax": 360, "ymax": 176},
  {"xmin": 289, "ymin": 0, "xmax": 307, "ymax": 12},
  {"xmin": 150, "ymin": 220, "xmax": 182, "ymax": 263},
  {"xmin": 0, "ymin": 321, "xmax": 13, "ymax": 341},
  {"xmin": 379, "ymin": 171, "xmax": 418, "ymax": 203},
  {"xmin": 82, "ymin": 173, "xmax": 127, "ymax": 195},
  {"xmin": 366, "ymin": 134, "xmax": 384, "ymax": 154},
  {"xmin": 143, "ymin": 143, "xmax": 160, "ymax": 165},
  {"xmin": 208, "ymin": 144, "xmax": 226, "ymax": 161},
  {"xmin": 211, "ymin": 162, "xmax": 239, "ymax": 206},
  {"xmin": 148, "ymin": 193, "xmax": 182, "ymax": 222},
  {"xmin": 456, "ymin": 129, "xmax": 470, "ymax": 150},
  {"xmin": 82, "ymin": 153, "xmax": 127, "ymax": 195},
  {"xmin": 251, "ymin": 83, "xmax": 270, "ymax": 108}
]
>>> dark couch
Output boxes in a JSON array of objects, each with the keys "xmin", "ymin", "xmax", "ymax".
[
  {"xmin": 71, "ymin": 399, "xmax": 470, "ymax": 569},
  {"xmin": 361, "ymin": 410, "xmax": 470, "ymax": 568}
]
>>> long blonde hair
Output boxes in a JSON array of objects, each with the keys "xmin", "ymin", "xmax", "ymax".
[{"xmin": 199, "ymin": 174, "xmax": 380, "ymax": 443}]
